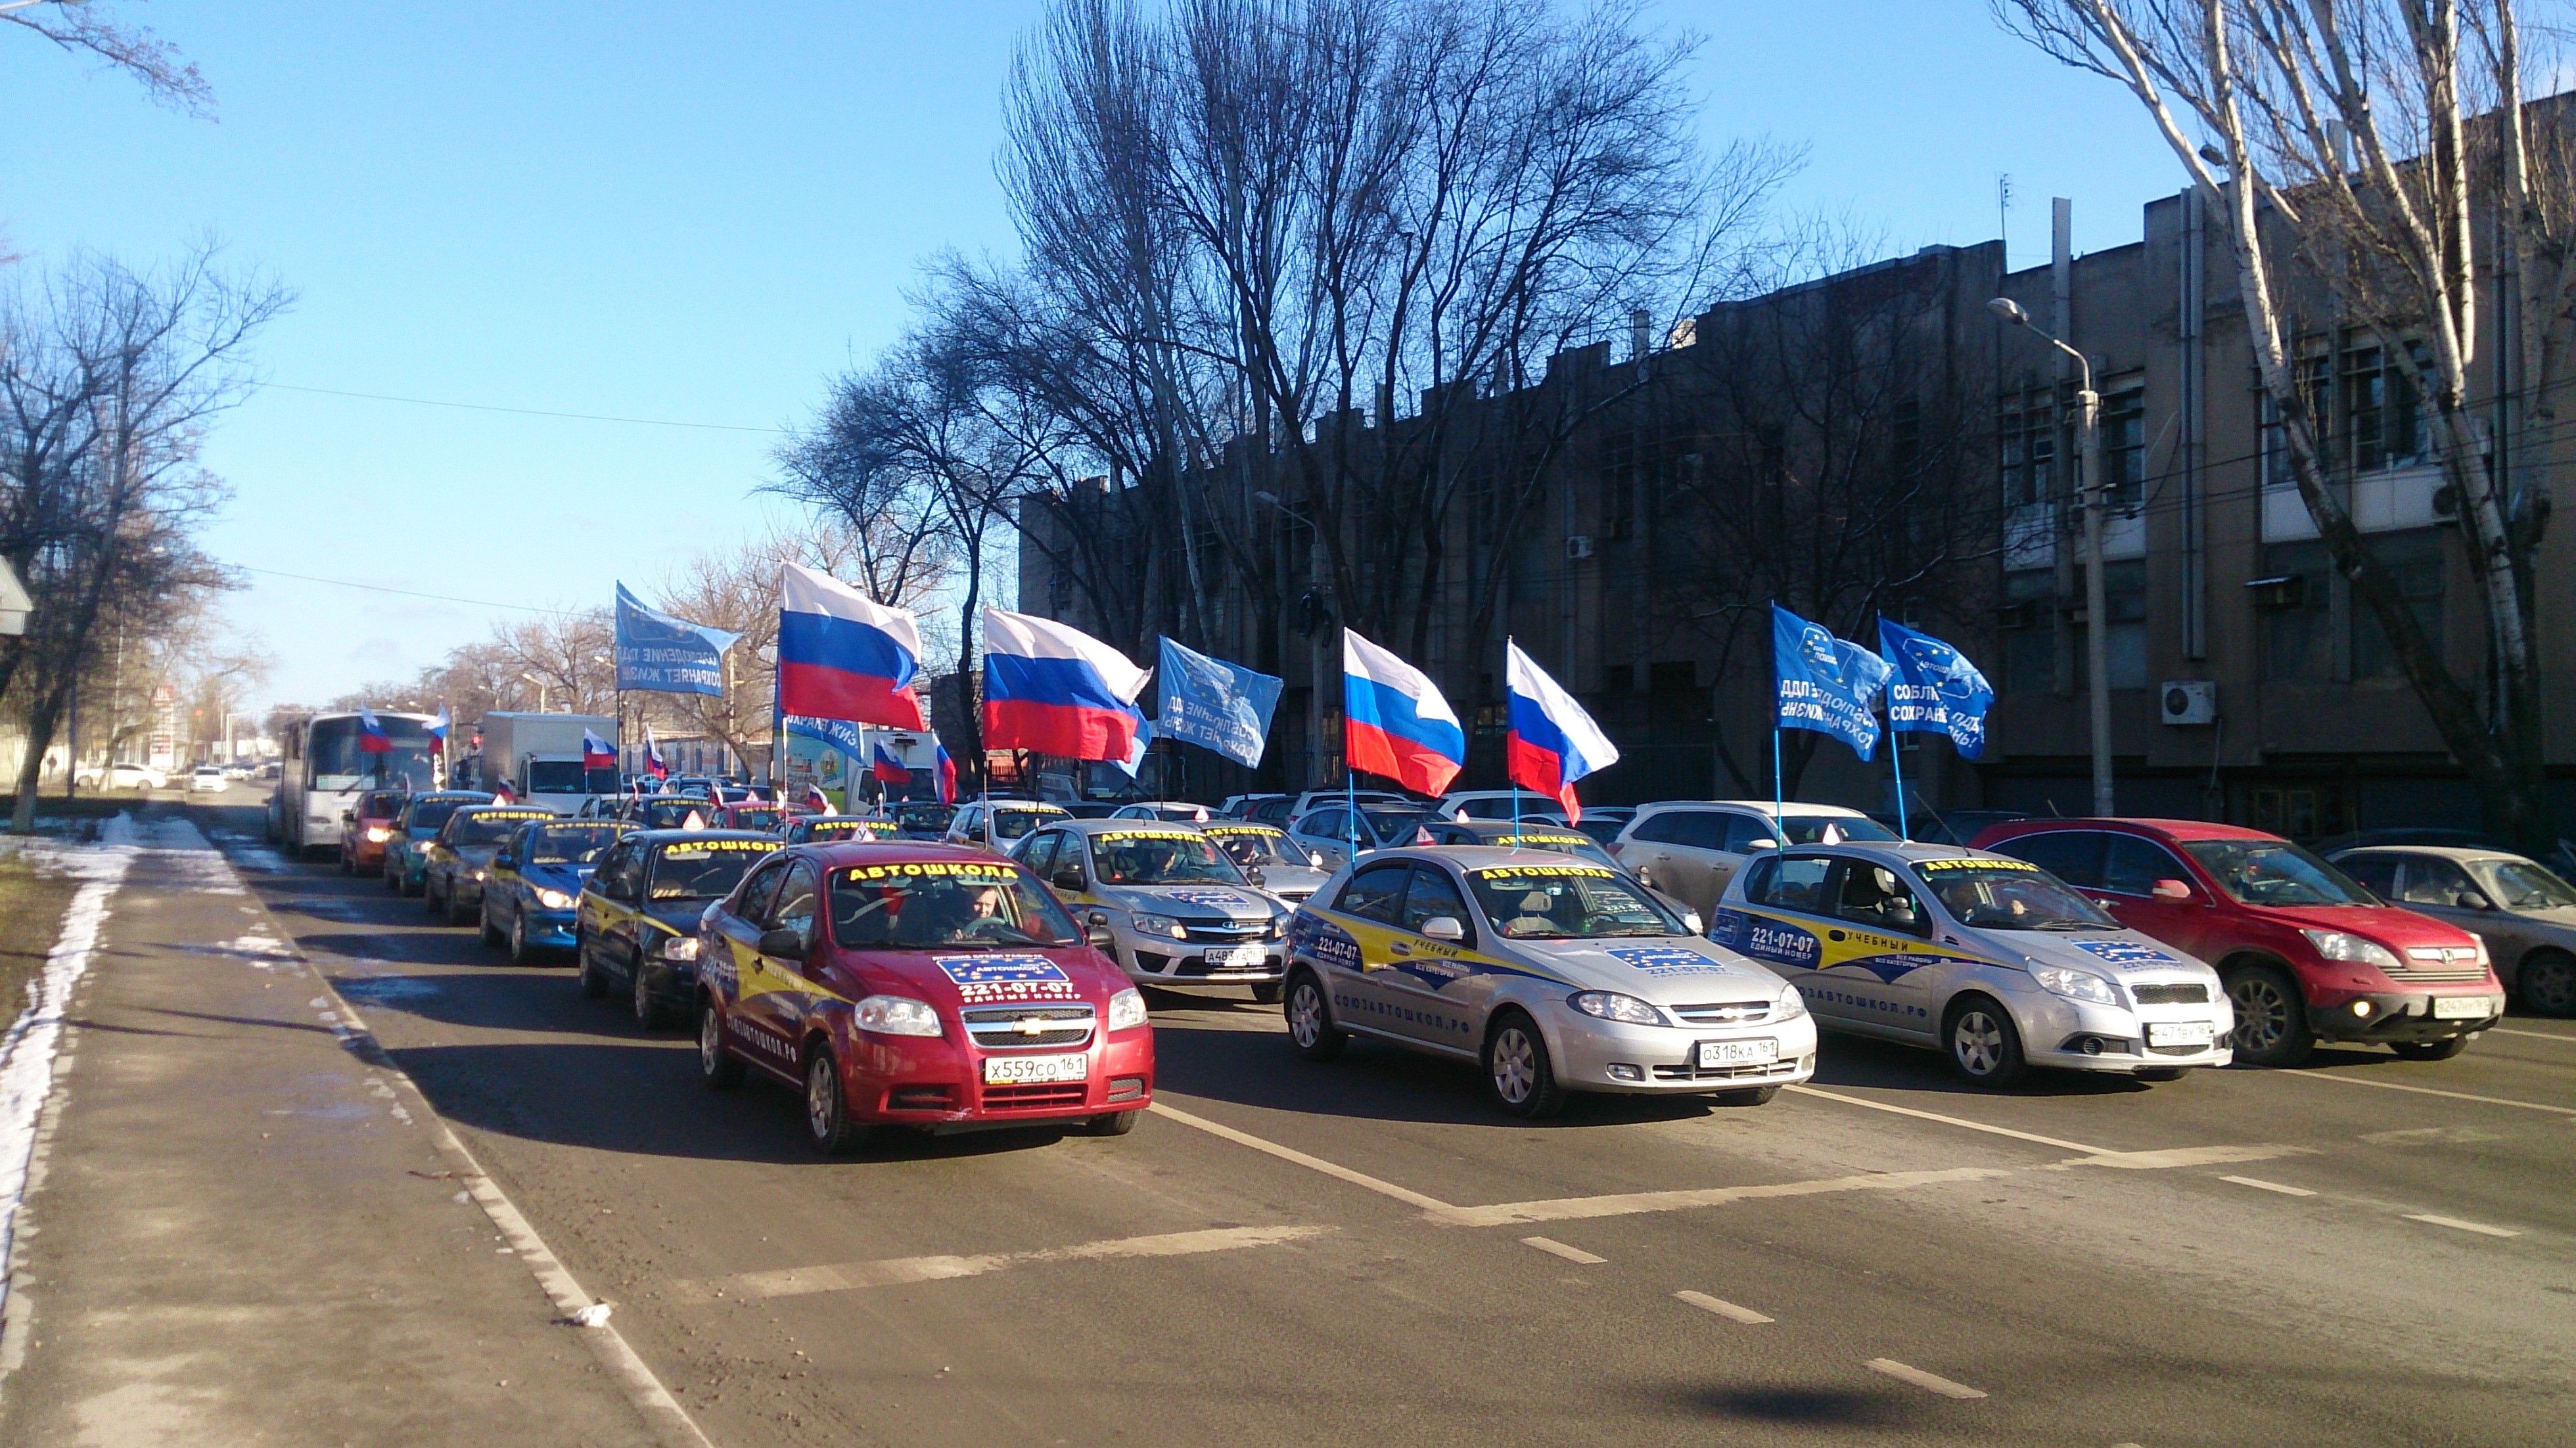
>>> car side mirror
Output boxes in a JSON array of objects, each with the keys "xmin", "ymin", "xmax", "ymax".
[
  {"xmin": 1308, "ymin": 851, "xmax": 1326, "ymax": 869},
  {"xmin": 493, "ymin": 853, "xmax": 517, "ymax": 871},
  {"xmin": 756, "ymin": 926, "xmax": 804, "ymax": 959},
  {"xmin": 1052, "ymin": 867, "xmax": 1085, "ymax": 892},
  {"xmin": 2457, "ymin": 890, "xmax": 2495, "ymax": 911},
  {"xmin": 2151, "ymin": 878, "xmax": 2193, "ymax": 901},
  {"xmin": 1419, "ymin": 915, "xmax": 1466, "ymax": 941},
  {"xmin": 1084, "ymin": 910, "xmax": 1115, "ymax": 948},
  {"xmin": 1745, "ymin": 838, "xmax": 1778, "ymax": 851},
  {"xmin": 1247, "ymin": 866, "xmax": 1267, "ymax": 887}
]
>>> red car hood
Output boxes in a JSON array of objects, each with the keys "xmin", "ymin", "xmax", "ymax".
[
  {"xmin": 839, "ymin": 945, "xmax": 1128, "ymax": 1008},
  {"xmin": 2247, "ymin": 902, "xmax": 2479, "ymax": 948}
]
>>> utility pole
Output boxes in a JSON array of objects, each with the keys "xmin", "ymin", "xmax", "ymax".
[{"xmin": 1989, "ymin": 295, "xmax": 2113, "ymax": 816}]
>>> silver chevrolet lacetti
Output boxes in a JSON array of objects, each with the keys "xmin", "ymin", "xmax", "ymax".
[
  {"xmin": 1281, "ymin": 848, "xmax": 1817, "ymax": 1117},
  {"xmin": 1711, "ymin": 842, "xmax": 2234, "ymax": 1087}
]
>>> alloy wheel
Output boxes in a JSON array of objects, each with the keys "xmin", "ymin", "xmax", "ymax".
[
  {"xmin": 2230, "ymin": 975, "xmax": 2293, "ymax": 1053},
  {"xmin": 1287, "ymin": 982, "xmax": 1324, "ymax": 1048},
  {"xmin": 699, "ymin": 1005, "xmax": 723, "ymax": 1073},
  {"xmin": 1490, "ymin": 1025, "xmax": 1538, "ymax": 1106},
  {"xmin": 806, "ymin": 1055, "xmax": 836, "ymax": 1139},
  {"xmin": 1953, "ymin": 1010, "xmax": 2006, "ymax": 1076}
]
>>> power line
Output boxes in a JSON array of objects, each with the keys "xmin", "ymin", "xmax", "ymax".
[
  {"xmin": 233, "ymin": 564, "xmax": 596, "ymax": 616},
  {"xmin": 262, "ymin": 382, "xmax": 789, "ymax": 435}
]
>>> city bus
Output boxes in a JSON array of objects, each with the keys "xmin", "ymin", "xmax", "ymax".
[{"xmin": 267, "ymin": 711, "xmax": 440, "ymax": 857}]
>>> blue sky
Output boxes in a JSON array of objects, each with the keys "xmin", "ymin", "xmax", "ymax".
[{"xmin": 1, "ymin": 1, "xmax": 2190, "ymax": 713}]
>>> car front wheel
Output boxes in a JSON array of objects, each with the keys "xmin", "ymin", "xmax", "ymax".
[
  {"xmin": 1484, "ymin": 1010, "xmax": 1564, "ymax": 1118},
  {"xmin": 1283, "ymin": 972, "xmax": 1344, "ymax": 1061},
  {"xmin": 507, "ymin": 912, "xmax": 536, "ymax": 966},
  {"xmin": 1946, "ymin": 996, "xmax": 2027, "ymax": 1087},
  {"xmin": 804, "ymin": 1049, "xmax": 867, "ymax": 1154},
  {"xmin": 2225, "ymin": 966, "xmax": 2313, "ymax": 1068},
  {"xmin": 633, "ymin": 957, "xmax": 668, "ymax": 1029},
  {"xmin": 697, "ymin": 999, "xmax": 743, "ymax": 1087}
]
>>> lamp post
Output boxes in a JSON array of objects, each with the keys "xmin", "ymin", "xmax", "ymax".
[
  {"xmin": 520, "ymin": 671, "xmax": 549, "ymax": 713},
  {"xmin": 1989, "ymin": 296, "xmax": 2113, "ymax": 817},
  {"xmin": 1254, "ymin": 489, "xmax": 1332, "ymax": 790}
]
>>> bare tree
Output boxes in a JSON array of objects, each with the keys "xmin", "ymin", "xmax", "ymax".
[
  {"xmin": 1997, "ymin": 0, "xmax": 2564, "ymax": 848},
  {"xmin": 3, "ymin": 0, "xmax": 214, "ymax": 116}
]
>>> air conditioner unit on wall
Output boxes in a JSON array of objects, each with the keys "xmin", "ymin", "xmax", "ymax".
[
  {"xmin": 2160, "ymin": 680, "xmax": 2217, "ymax": 726},
  {"xmin": 1565, "ymin": 534, "xmax": 1596, "ymax": 560}
]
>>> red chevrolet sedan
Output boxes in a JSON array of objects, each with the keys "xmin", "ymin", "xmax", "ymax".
[
  {"xmin": 693, "ymin": 841, "xmax": 1153, "ymax": 1152},
  {"xmin": 1971, "ymin": 818, "xmax": 2504, "ymax": 1066}
]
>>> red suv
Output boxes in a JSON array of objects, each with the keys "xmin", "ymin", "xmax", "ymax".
[{"xmin": 1970, "ymin": 819, "xmax": 2504, "ymax": 1066}]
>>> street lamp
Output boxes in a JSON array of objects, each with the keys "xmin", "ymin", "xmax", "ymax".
[
  {"xmin": 520, "ymin": 671, "xmax": 549, "ymax": 713},
  {"xmin": 1989, "ymin": 296, "xmax": 2113, "ymax": 817}
]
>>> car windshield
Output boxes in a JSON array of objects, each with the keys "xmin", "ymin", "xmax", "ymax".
[
  {"xmin": 891, "ymin": 803, "xmax": 955, "ymax": 832},
  {"xmin": 361, "ymin": 791, "xmax": 408, "ymax": 817},
  {"xmin": 829, "ymin": 861, "xmax": 1082, "ymax": 948},
  {"xmin": 457, "ymin": 812, "xmax": 546, "ymax": 847},
  {"xmin": 1465, "ymin": 864, "xmax": 1683, "ymax": 939},
  {"xmin": 800, "ymin": 820, "xmax": 880, "ymax": 841},
  {"xmin": 725, "ymin": 807, "xmax": 781, "ymax": 830},
  {"xmin": 524, "ymin": 823, "xmax": 626, "ymax": 866},
  {"xmin": 1475, "ymin": 828, "xmax": 1619, "ymax": 867},
  {"xmin": 1203, "ymin": 826, "xmax": 1308, "ymax": 868},
  {"xmin": 407, "ymin": 797, "xmax": 478, "ymax": 832},
  {"xmin": 648, "ymin": 840, "xmax": 771, "ymax": 900},
  {"xmin": 2180, "ymin": 838, "xmax": 2375, "ymax": 906},
  {"xmin": 1912, "ymin": 859, "xmax": 2116, "ymax": 930},
  {"xmin": 2478, "ymin": 859, "xmax": 2576, "ymax": 911},
  {"xmin": 1087, "ymin": 829, "xmax": 1243, "ymax": 885},
  {"xmin": 638, "ymin": 800, "xmax": 703, "ymax": 828},
  {"xmin": 992, "ymin": 807, "xmax": 1065, "ymax": 840},
  {"xmin": 1778, "ymin": 814, "xmax": 1898, "ymax": 845}
]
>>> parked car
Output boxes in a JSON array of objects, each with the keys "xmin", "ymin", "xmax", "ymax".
[
  {"xmin": 479, "ymin": 818, "xmax": 632, "ymax": 964},
  {"xmin": 781, "ymin": 814, "xmax": 890, "ymax": 846},
  {"xmin": 1571, "ymin": 805, "xmax": 1636, "ymax": 844},
  {"xmin": 711, "ymin": 803, "xmax": 785, "ymax": 835},
  {"xmin": 1713, "ymin": 842, "xmax": 2232, "ymax": 1087},
  {"xmin": 384, "ymin": 791, "xmax": 494, "ymax": 895},
  {"xmin": 1973, "ymin": 819, "xmax": 2505, "ymax": 1065},
  {"xmin": 1220, "ymin": 792, "xmax": 1289, "ymax": 820},
  {"xmin": 1424, "ymin": 818, "xmax": 1705, "ymax": 930},
  {"xmin": 1610, "ymin": 802, "xmax": 1898, "ymax": 922},
  {"xmin": 576, "ymin": 830, "xmax": 779, "ymax": 1028},
  {"xmin": 1286, "ymin": 800, "xmax": 1436, "ymax": 871},
  {"xmin": 1434, "ymin": 789, "xmax": 1570, "ymax": 823},
  {"xmin": 885, "ymin": 801, "xmax": 957, "ymax": 841},
  {"xmin": 584, "ymin": 794, "xmax": 712, "ymax": 830},
  {"xmin": 187, "ymin": 765, "xmax": 228, "ymax": 794},
  {"xmin": 1109, "ymin": 800, "xmax": 1218, "ymax": 823},
  {"xmin": 1282, "ymin": 846, "xmax": 1815, "ymax": 1114},
  {"xmin": 1868, "ymin": 808, "xmax": 2032, "ymax": 848},
  {"xmin": 221, "ymin": 762, "xmax": 254, "ymax": 781},
  {"xmin": 1199, "ymin": 821, "xmax": 1333, "ymax": 903},
  {"xmin": 336, "ymin": 789, "xmax": 411, "ymax": 876},
  {"xmin": 2330, "ymin": 846, "xmax": 2576, "ymax": 1016},
  {"xmin": 75, "ymin": 761, "xmax": 166, "ymax": 791},
  {"xmin": 943, "ymin": 799, "xmax": 1070, "ymax": 853},
  {"xmin": 1018, "ymin": 819, "xmax": 1293, "ymax": 1001},
  {"xmin": 423, "ymin": 805, "xmax": 557, "ymax": 925},
  {"xmin": 1059, "ymin": 802, "xmax": 1129, "ymax": 819},
  {"xmin": 692, "ymin": 839, "xmax": 1153, "ymax": 1151}
]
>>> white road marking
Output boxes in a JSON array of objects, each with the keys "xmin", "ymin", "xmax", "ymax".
[
  {"xmin": 1866, "ymin": 1357, "xmax": 1988, "ymax": 1399},
  {"xmin": 1519, "ymin": 1236, "xmax": 1605, "ymax": 1265},
  {"xmin": 2403, "ymin": 1213, "xmax": 2521, "ymax": 1238},
  {"xmin": 2490, "ymin": 1028, "xmax": 2576, "ymax": 1043},
  {"xmin": 2274, "ymin": 1070, "xmax": 2576, "ymax": 1117},
  {"xmin": 2065, "ymin": 1144, "xmax": 2314, "ymax": 1170},
  {"xmin": 2221, "ymin": 1175, "xmax": 2316, "ymax": 1197},
  {"xmin": 1789, "ymin": 1085, "xmax": 2111, "ymax": 1153},
  {"xmin": 670, "ymin": 1224, "xmax": 1329, "ymax": 1302},
  {"xmin": 1675, "ymin": 1290, "xmax": 1772, "ymax": 1324},
  {"xmin": 1149, "ymin": 1102, "xmax": 1461, "ymax": 1214},
  {"xmin": 1438, "ymin": 1167, "xmax": 2011, "ymax": 1228}
]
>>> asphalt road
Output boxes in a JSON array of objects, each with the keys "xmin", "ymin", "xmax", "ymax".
[{"xmin": 194, "ymin": 802, "xmax": 2576, "ymax": 1448}]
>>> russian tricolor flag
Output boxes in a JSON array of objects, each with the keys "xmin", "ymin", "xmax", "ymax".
[
  {"xmin": 582, "ymin": 729, "xmax": 616, "ymax": 771},
  {"xmin": 359, "ymin": 706, "xmax": 392, "ymax": 754},
  {"xmin": 871, "ymin": 742, "xmax": 910, "ymax": 784},
  {"xmin": 1341, "ymin": 629, "xmax": 1464, "ymax": 796},
  {"xmin": 778, "ymin": 563, "xmax": 929, "ymax": 730},
  {"xmin": 980, "ymin": 608, "xmax": 1150, "ymax": 763},
  {"xmin": 643, "ymin": 724, "xmax": 668, "ymax": 781},
  {"xmin": 933, "ymin": 741, "xmax": 957, "ymax": 804},
  {"xmin": 1505, "ymin": 641, "xmax": 1619, "ymax": 824}
]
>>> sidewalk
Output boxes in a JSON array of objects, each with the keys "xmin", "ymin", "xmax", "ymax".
[{"xmin": 0, "ymin": 815, "xmax": 676, "ymax": 1447}]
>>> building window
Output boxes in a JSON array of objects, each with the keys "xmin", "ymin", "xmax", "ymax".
[
  {"xmin": 1998, "ymin": 392, "xmax": 2056, "ymax": 508},
  {"xmin": 2075, "ymin": 560, "xmax": 2148, "ymax": 690},
  {"xmin": 2352, "ymin": 529, "xmax": 2445, "ymax": 679},
  {"xmin": 2100, "ymin": 386, "xmax": 2144, "ymax": 508},
  {"xmin": 2342, "ymin": 341, "xmax": 2425, "ymax": 472},
  {"xmin": 2263, "ymin": 353, "xmax": 2332, "ymax": 487},
  {"xmin": 2000, "ymin": 568, "xmax": 2054, "ymax": 693},
  {"xmin": 2259, "ymin": 539, "xmax": 2334, "ymax": 681}
]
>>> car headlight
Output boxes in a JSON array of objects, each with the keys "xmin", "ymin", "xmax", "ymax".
[
  {"xmin": 1131, "ymin": 913, "xmax": 1187, "ymax": 940},
  {"xmin": 365, "ymin": 826, "xmax": 390, "ymax": 842},
  {"xmin": 471, "ymin": 869, "xmax": 486, "ymax": 882},
  {"xmin": 2470, "ymin": 936, "xmax": 2491, "ymax": 968},
  {"xmin": 1772, "ymin": 988, "xmax": 1808, "ymax": 1021},
  {"xmin": 1266, "ymin": 914, "xmax": 1290, "ymax": 940},
  {"xmin": 1107, "ymin": 987, "xmax": 1149, "ymax": 1031},
  {"xmin": 2031, "ymin": 965, "xmax": 2121, "ymax": 1005},
  {"xmin": 652, "ymin": 935, "xmax": 700, "ymax": 962},
  {"xmin": 2299, "ymin": 929, "xmax": 2403, "ymax": 972},
  {"xmin": 534, "ymin": 888, "xmax": 574, "ymax": 910},
  {"xmin": 854, "ymin": 994, "xmax": 942, "ymax": 1037},
  {"xmin": 1569, "ymin": 990, "xmax": 1666, "ymax": 1026}
]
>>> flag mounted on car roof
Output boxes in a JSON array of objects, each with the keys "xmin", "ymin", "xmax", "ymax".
[
  {"xmin": 777, "ymin": 564, "xmax": 929, "ymax": 731},
  {"xmin": 1504, "ymin": 641, "xmax": 1618, "ymax": 824}
]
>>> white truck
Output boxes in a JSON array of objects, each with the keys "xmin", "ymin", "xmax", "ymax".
[{"xmin": 478, "ymin": 712, "xmax": 619, "ymax": 815}]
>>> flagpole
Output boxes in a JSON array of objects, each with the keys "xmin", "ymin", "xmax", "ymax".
[
  {"xmin": 1889, "ymin": 717, "xmax": 1910, "ymax": 841},
  {"xmin": 1772, "ymin": 725, "xmax": 1782, "ymax": 824},
  {"xmin": 1507, "ymin": 637, "xmax": 1520, "ymax": 834}
]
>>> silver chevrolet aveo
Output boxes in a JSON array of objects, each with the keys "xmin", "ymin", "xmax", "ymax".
[{"xmin": 1711, "ymin": 842, "xmax": 2234, "ymax": 1087}]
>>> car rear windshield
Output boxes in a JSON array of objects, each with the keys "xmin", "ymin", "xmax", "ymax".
[
  {"xmin": 2179, "ymin": 838, "xmax": 2374, "ymax": 907},
  {"xmin": 1474, "ymin": 828, "xmax": 1618, "ymax": 867},
  {"xmin": 1911, "ymin": 859, "xmax": 2115, "ymax": 930},
  {"xmin": 1204, "ymin": 825, "xmax": 1306, "ymax": 868},
  {"xmin": 1087, "ymin": 830, "xmax": 1243, "ymax": 886},
  {"xmin": 802, "ymin": 820, "xmax": 879, "ymax": 840},
  {"xmin": 829, "ymin": 862, "xmax": 1080, "ymax": 948},
  {"xmin": 1779, "ymin": 815, "xmax": 1897, "ymax": 845},
  {"xmin": 640, "ymin": 800, "xmax": 703, "ymax": 828},
  {"xmin": 457, "ymin": 813, "xmax": 544, "ymax": 847},
  {"xmin": 524, "ymin": 823, "xmax": 627, "ymax": 865},
  {"xmin": 891, "ymin": 803, "xmax": 955, "ymax": 832},
  {"xmin": 361, "ymin": 791, "xmax": 409, "ymax": 817},
  {"xmin": 992, "ymin": 808, "xmax": 1065, "ymax": 840},
  {"xmin": 1465, "ymin": 865, "xmax": 1682, "ymax": 939},
  {"xmin": 725, "ymin": 807, "xmax": 781, "ymax": 830},
  {"xmin": 647, "ymin": 840, "xmax": 771, "ymax": 900}
]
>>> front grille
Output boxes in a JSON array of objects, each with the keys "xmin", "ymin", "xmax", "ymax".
[
  {"xmin": 961, "ymin": 1004, "xmax": 1095, "ymax": 1051},
  {"xmin": 1651, "ymin": 1058, "xmax": 1801, "ymax": 1082},
  {"xmin": 2148, "ymin": 1041, "xmax": 2207, "ymax": 1056},
  {"xmin": 886, "ymin": 1085, "xmax": 955, "ymax": 1110},
  {"xmin": 1670, "ymin": 1001, "xmax": 1773, "ymax": 1026},
  {"xmin": 1182, "ymin": 922, "xmax": 1265, "ymax": 943},
  {"xmin": 2395, "ymin": 947, "xmax": 2488, "ymax": 982},
  {"xmin": 982, "ymin": 1081, "xmax": 1088, "ymax": 1110},
  {"xmin": 2132, "ymin": 984, "xmax": 2209, "ymax": 1005},
  {"xmin": 2388, "ymin": 966, "xmax": 2489, "ymax": 983}
]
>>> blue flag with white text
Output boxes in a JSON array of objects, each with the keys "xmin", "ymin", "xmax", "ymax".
[
  {"xmin": 1877, "ymin": 618, "xmax": 1994, "ymax": 760},
  {"xmin": 614, "ymin": 583, "xmax": 741, "ymax": 697},
  {"xmin": 1773, "ymin": 604, "xmax": 1892, "ymax": 761},
  {"xmin": 1155, "ymin": 637, "xmax": 1281, "ymax": 769}
]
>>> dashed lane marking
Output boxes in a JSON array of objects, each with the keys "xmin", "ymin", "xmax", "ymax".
[
  {"xmin": 2065, "ymin": 1143, "xmax": 2314, "ymax": 1170},
  {"xmin": 2489, "ymin": 1028, "xmax": 2576, "ymax": 1043},
  {"xmin": 2274, "ymin": 1069, "xmax": 2576, "ymax": 1117},
  {"xmin": 666, "ymin": 1224, "xmax": 1331, "ymax": 1303},
  {"xmin": 1148, "ymin": 1103, "xmax": 1462, "ymax": 1215},
  {"xmin": 1787, "ymin": 1085, "xmax": 2111, "ymax": 1154},
  {"xmin": 2221, "ymin": 1175, "xmax": 2318, "ymax": 1197},
  {"xmin": 2404, "ymin": 1213, "xmax": 2522, "ymax": 1238},
  {"xmin": 1675, "ymin": 1290, "xmax": 1772, "ymax": 1324},
  {"xmin": 1866, "ymin": 1357, "xmax": 1988, "ymax": 1399},
  {"xmin": 1520, "ymin": 1236, "xmax": 1606, "ymax": 1265},
  {"xmin": 1436, "ymin": 1167, "xmax": 2012, "ymax": 1228}
]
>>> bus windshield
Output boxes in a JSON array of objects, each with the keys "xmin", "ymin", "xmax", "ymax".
[{"xmin": 310, "ymin": 715, "xmax": 435, "ymax": 792}]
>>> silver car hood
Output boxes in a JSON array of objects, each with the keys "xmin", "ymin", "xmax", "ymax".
[
  {"xmin": 1955, "ymin": 926, "xmax": 2217, "ymax": 979},
  {"xmin": 1096, "ymin": 883, "xmax": 1274, "ymax": 922},
  {"xmin": 1510, "ymin": 936, "xmax": 1782, "ymax": 999},
  {"xmin": 1250, "ymin": 865, "xmax": 1331, "ymax": 898}
]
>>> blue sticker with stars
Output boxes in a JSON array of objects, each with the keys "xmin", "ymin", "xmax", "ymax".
[
  {"xmin": 2067, "ymin": 939, "xmax": 2176, "ymax": 968},
  {"xmin": 1607, "ymin": 945, "xmax": 1729, "ymax": 977}
]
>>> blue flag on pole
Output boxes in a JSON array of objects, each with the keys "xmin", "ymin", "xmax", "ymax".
[
  {"xmin": 1155, "ymin": 637, "xmax": 1281, "ymax": 769},
  {"xmin": 614, "ymin": 583, "xmax": 741, "ymax": 696},
  {"xmin": 1877, "ymin": 618, "xmax": 1994, "ymax": 760},
  {"xmin": 1772, "ymin": 604, "xmax": 1893, "ymax": 761}
]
